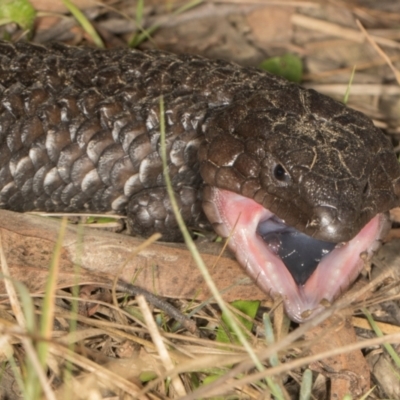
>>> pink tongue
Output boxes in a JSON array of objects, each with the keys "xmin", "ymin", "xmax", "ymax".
[{"xmin": 203, "ymin": 187, "xmax": 387, "ymax": 322}]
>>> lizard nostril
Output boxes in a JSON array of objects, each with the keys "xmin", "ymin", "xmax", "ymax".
[
  {"xmin": 394, "ymin": 177, "xmax": 400, "ymax": 198},
  {"xmin": 311, "ymin": 206, "xmax": 337, "ymax": 227},
  {"xmin": 363, "ymin": 181, "xmax": 369, "ymax": 195}
]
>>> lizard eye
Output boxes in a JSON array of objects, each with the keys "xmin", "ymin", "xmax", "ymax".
[{"xmin": 273, "ymin": 163, "xmax": 290, "ymax": 183}]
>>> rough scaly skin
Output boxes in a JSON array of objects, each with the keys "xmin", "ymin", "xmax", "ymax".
[
  {"xmin": 0, "ymin": 41, "xmax": 399, "ymax": 320},
  {"xmin": 0, "ymin": 41, "xmax": 398, "ymax": 241}
]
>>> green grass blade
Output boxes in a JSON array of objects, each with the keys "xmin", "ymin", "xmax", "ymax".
[
  {"xmin": 159, "ymin": 97, "xmax": 287, "ymax": 399},
  {"xmin": 158, "ymin": 96, "xmax": 262, "ymax": 368},
  {"xmin": 174, "ymin": 0, "xmax": 203, "ymax": 15},
  {"xmin": 37, "ymin": 218, "xmax": 68, "ymax": 368},
  {"xmin": 358, "ymin": 386, "xmax": 376, "ymax": 399},
  {"xmin": 363, "ymin": 308, "xmax": 400, "ymax": 368},
  {"xmin": 62, "ymin": 0, "xmax": 104, "ymax": 48},
  {"xmin": 135, "ymin": 0, "xmax": 144, "ymax": 26},
  {"xmin": 130, "ymin": 0, "xmax": 203, "ymax": 48},
  {"xmin": 130, "ymin": 24, "xmax": 160, "ymax": 48},
  {"xmin": 343, "ymin": 65, "xmax": 356, "ymax": 105},
  {"xmin": 299, "ymin": 369, "xmax": 313, "ymax": 400},
  {"xmin": 263, "ymin": 313, "xmax": 279, "ymax": 367}
]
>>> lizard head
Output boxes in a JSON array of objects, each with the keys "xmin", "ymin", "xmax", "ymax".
[{"xmin": 199, "ymin": 86, "xmax": 400, "ymax": 322}]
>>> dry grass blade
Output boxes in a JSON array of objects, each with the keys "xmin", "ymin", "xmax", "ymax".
[
  {"xmin": 181, "ymin": 330, "xmax": 400, "ymax": 399},
  {"xmin": 292, "ymin": 13, "xmax": 400, "ymax": 49},
  {"xmin": 356, "ymin": 19, "xmax": 400, "ymax": 85},
  {"xmin": 0, "ymin": 234, "xmax": 25, "ymax": 329},
  {"xmin": 0, "ymin": 234, "xmax": 56, "ymax": 400},
  {"xmin": 137, "ymin": 295, "xmax": 187, "ymax": 397},
  {"xmin": 48, "ymin": 342, "xmax": 148, "ymax": 398},
  {"xmin": 180, "ymin": 261, "xmax": 400, "ymax": 399},
  {"xmin": 156, "ymin": 97, "xmax": 290, "ymax": 397},
  {"xmin": 352, "ymin": 316, "xmax": 400, "ymax": 335},
  {"xmin": 158, "ymin": 97, "xmax": 263, "ymax": 366},
  {"xmin": 305, "ymin": 83, "xmax": 400, "ymax": 96}
]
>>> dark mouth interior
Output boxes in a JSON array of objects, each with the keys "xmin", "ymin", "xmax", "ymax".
[{"xmin": 257, "ymin": 217, "xmax": 337, "ymax": 286}]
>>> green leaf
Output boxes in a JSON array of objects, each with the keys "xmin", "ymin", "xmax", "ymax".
[
  {"xmin": 139, "ymin": 370, "xmax": 157, "ymax": 383},
  {"xmin": 0, "ymin": 0, "xmax": 36, "ymax": 31},
  {"xmin": 216, "ymin": 300, "xmax": 260, "ymax": 344},
  {"xmin": 259, "ymin": 54, "xmax": 303, "ymax": 83}
]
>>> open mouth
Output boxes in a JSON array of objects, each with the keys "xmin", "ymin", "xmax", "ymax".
[{"xmin": 203, "ymin": 187, "xmax": 389, "ymax": 322}]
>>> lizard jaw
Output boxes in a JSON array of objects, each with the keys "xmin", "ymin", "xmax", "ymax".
[{"xmin": 203, "ymin": 187, "xmax": 389, "ymax": 322}]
